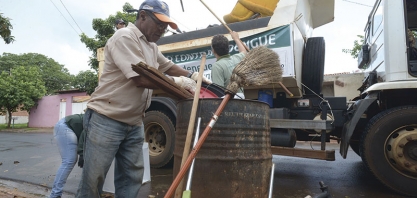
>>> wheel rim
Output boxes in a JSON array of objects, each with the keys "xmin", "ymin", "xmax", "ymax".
[
  {"xmin": 145, "ymin": 122, "xmax": 166, "ymax": 157},
  {"xmin": 386, "ymin": 125, "xmax": 417, "ymax": 178}
]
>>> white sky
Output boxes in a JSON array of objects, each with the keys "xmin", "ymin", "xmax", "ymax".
[{"xmin": 0, "ymin": 0, "xmax": 375, "ymax": 75}]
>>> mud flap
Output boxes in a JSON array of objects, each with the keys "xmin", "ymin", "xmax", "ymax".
[{"xmin": 340, "ymin": 92, "xmax": 377, "ymax": 158}]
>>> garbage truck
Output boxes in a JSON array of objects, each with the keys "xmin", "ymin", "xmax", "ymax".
[{"xmin": 141, "ymin": 0, "xmax": 417, "ymax": 196}]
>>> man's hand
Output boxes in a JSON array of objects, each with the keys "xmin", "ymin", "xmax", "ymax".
[
  {"xmin": 173, "ymin": 76, "xmax": 197, "ymax": 94},
  {"xmin": 190, "ymin": 72, "xmax": 212, "ymax": 84},
  {"xmin": 230, "ymin": 31, "xmax": 240, "ymax": 41},
  {"xmin": 78, "ymin": 155, "xmax": 84, "ymax": 168}
]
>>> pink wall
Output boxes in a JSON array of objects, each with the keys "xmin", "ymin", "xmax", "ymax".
[{"xmin": 28, "ymin": 92, "xmax": 87, "ymax": 128}]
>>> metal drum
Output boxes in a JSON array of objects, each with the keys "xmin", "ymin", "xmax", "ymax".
[{"xmin": 174, "ymin": 98, "xmax": 272, "ymax": 198}]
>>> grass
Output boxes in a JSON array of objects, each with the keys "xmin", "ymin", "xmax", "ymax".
[{"xmin": 0, "ymin": 123, "xmax": 30, "ymax": 130}]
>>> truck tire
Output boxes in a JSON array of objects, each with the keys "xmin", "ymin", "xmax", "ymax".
[
  {"xmin": 302, "ymin": 37, "xmax": 325, "ymax": 95},
  {"xmin": 360, "ymin": 106, "xmax": 417, "ymax": 196},
  {"xmin": 144, "ymin": 111, "xmax": 175, "ymax": 168}
]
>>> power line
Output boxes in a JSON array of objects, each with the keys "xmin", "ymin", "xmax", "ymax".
[
  {"xmin": 49, "ymin": 0, "xmax": 80, "ymax": 36},
  {"xmin": 171, "ymin": 16, "xmax": 191, "ymax": 31},
  {"xmin": 342, "ymin": 0, "xmax": 372, "ymax": 7},
  {"xmin": 59, "ymin": 0, "xmax": 84, "ymax": 34}
]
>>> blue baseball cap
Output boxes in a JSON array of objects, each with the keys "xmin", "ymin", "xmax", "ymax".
[{"xmin": 139, "ymin": 0, "xmax": 178, "ymax": 29}]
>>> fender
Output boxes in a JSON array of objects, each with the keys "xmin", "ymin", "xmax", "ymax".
[
  {"xmin": 340, "ymin": 92, "xmax": 378, "ymax": 158},
  {"xmin": 147, "ymin": 97, "xmax": 178, "ymax": 118}
]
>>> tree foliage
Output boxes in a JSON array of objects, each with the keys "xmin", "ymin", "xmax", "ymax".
[
  {"xmin": 0, "ymin": 66, "xmax": 46, "ymax": 128},
  {"xmin": 80, "ymin": 3, "xmax": 137, "ymax": 71},
  {"xmin": 0, "ymin": 53, "xmax": 72, "ymax": 95},
  {"xmin": 343, "ymin": 30, "xmax": 417, "ymax": 59},
  {"xmin": 342, "ymin": 35, "xmax": 365, "ymax": 59},
  {"xmin": 71, "ymin": 70, "xmax": 98, "ymax": 95},
  {"xmin": 0, "ymin": 13, "xmax": 14, "ymax": 44}
]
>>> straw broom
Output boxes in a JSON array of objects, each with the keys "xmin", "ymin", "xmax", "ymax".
[
  {"xmin": 226, "ymin": 46, "xmax": 282, "ymax": 93},
  {"xmin": 200, "ymin": 0, "xmax": 292, "ymax": 97},
  {"xmin": 164, "ymin": 46, "xmax": 282, "ymax": 198}
]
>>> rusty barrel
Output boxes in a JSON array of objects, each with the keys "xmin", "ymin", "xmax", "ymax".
[{"xmin": 174, "ymin": 98, "xmax": 272, "ymax": 198}]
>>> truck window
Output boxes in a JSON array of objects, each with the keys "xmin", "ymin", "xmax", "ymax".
[
  {"xmin": 372, "ymin": 1, "xmax": 383, "ymax": 36},
  {"xmin": 365, "ymin": 23, "xmax": 370, "ymax": 43}
]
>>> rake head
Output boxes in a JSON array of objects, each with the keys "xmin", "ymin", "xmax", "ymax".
[{"xmin": 226, "ymin": 46, "xmax": 283, "ymax": 93}]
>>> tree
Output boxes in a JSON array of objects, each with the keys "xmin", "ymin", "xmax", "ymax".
[
  {"xmin": 0, "ymin": 13, "xmax": 15, "ymax": 44},
  {"xmin": 80, "ymin": 3, "xmax": 137, "ymax": 71},
  {"xmin": 71, "ymin": 70, "xmax": 98, "ymax": 95},
  {"xmin": 0, "ymin": 66, "xmax": 46, "ymax": 128},
  {"xmin": 343, "ymin": 30, "xmax": 417, "ymax": 59},
  {"xmin": 0, "ymin": 53, "xmax": 72, "ymax": 95},
  {"xmin": 342, "ymin": 35, "xmax": 365, "ymax": 59}
]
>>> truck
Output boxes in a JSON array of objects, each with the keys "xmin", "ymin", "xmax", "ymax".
[{"xmin": 141, "ymin": 0, "xmax": 417, "ymax": 196}]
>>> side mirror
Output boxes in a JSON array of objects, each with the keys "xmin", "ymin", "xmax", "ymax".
[{"xmin": 358, "ymin": 44, "xmax": 370, "ymax": 69}]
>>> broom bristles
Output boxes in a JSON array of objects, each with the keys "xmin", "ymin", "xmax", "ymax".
[{"xmin": 227, "ymin": 46, "xmax": 283, "ymax": 93}]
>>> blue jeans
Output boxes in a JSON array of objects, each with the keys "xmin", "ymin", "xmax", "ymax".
[
  {"xmin": 76, "ymin": 109, "xmax": 144, "ymax": 198},
  {"xmin": 50, "ymin": 118, "xmax": 78, "ymax": 198}
]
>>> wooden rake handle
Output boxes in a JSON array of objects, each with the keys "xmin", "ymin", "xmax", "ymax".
[
  {"xmin": 199, "ymin": 0, "xmax": 250, "ymax": 52},
  {"xmin": 173, "ymin": 55, "xmax": 207, "ymax": 198},
  {"xmin": 164, "ymin": 94, "xmax": 233, "ymax": 198}
]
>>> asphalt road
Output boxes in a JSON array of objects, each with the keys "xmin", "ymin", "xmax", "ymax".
[{"xmin": 0, "ymin": 131, "xmax": 411, "ymax": 198}]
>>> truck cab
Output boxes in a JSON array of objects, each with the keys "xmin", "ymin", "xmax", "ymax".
[{"xmin": 340, "ymin": 0, "xmax": 417, "ymax": 196}]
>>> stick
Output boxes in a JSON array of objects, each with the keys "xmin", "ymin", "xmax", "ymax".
[
  {"xmin": 173, "ymin": 55, "xmax": 206, "ymax": 198},
  {"xmin": 268, "ymin": 163, "xmax": 275, "ymax": 198},
  {"xmin": 182, "ymin": 117, "xmax": 202, "ymax": 198},
  {"xmin": 165, "ymin": 94, "xmax": 233, "ymax": 198},
  {"xmin": 199, "ymin": 0, "xmax": 250, "ymax": 52},
  {"xmin": 279, "ymin": 82, "xmax": 293, "ymax": 97}
]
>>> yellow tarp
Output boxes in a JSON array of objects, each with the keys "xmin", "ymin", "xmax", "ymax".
[{"xmin": 224, "ymin": 0, "xmax": 280, "ymax": 24}]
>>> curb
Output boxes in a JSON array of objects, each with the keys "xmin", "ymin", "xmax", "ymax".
[
  {"xmin": 0, "ymin": 178, "xmax": 74, "ymax": 198},
  {"xmin": 0, "ymin": 128, "xmax": 53, "ymax": 133}
]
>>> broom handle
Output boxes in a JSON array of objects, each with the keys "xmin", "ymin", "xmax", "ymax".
[
  {"xmin": 200, "ymin": 0, "xmax": 250, "ymax": 52},
  {"xmin": 165, "ymin": 93, "xmax": 233, "ymax": 198},
  {"xmin": 278, "ymin": 82, "xmax": 293, "ymax": 97},
  {"xmin": 174, "ymin": 55, "xmax": 206, "ymax": 198},
  {"xmin": 186, "ymin": 117, "xmax": 201, "ymax": 190}
]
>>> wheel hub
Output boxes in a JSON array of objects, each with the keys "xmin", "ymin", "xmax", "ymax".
[
  {"xmin": 409, "ymin": 145, "xmax": 417, "ymax": 160},
  {"xmin": 146, "ymin": 123, "xmax": 166, "ymax": 157},
  {"xmin": 386, "ymin": 126, "xmax": 417, "ymax": 176}
]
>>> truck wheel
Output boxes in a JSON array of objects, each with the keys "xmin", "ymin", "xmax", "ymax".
[
  {"xmin": 360, "ymin": 106, "xmax": 417, "ymax": 196},
  {"xmin": 144, "ymin": 111, "xmax": 175, "ymax": 168},
  {"xmin": 302, "ymin": 37, "xmax": 325, "ymax": 95}
]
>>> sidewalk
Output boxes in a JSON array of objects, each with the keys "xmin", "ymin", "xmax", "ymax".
[
  {"xmin": 0, "ymin": 179, "xmax": 114, "ymax": 198},
  {"xmin": 0, "ymin": 178, "xmax": 67, "ymax": 198}
]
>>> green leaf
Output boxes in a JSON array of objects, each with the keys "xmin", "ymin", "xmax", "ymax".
[
  {"xmin": 80, "ymin": 2, "xmax": 137, "ymax": 71},
  {"xmin": 0, "ymin": 66, "xmax": 46, "ymax": 127}
]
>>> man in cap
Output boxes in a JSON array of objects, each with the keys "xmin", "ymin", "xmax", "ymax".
[
  {"xmin": 114, "ymin": 19, "xmax": 126, "ymax": 30},
  {"xmin": 76, "ymin": 0, "xmax": 211, "ymax": 197}
]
